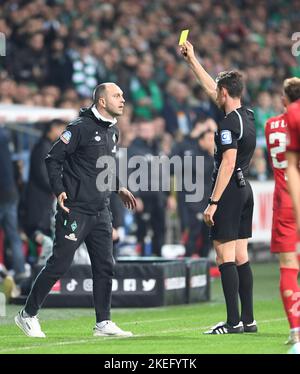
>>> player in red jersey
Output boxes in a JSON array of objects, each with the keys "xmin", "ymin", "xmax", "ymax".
[{"xmin": 265, "ymin": 77, "xmax": 300, "ymax": 347}]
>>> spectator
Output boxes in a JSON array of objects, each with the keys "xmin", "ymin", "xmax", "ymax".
[
  {"xmin": 12, "ymin": 33, "xmax": 48, "ymax": 86},
  {"xmin": 47, "ymin": 38, "xmax": 73, "ymax": 90},
  {"xmin": 249, "ymin": 148, "xmax": 268, "ymax": 181},
  {"xmin": 128, "ymin": 121, "xmax": 166, "ymax": 256},
  {"xmin": 254, "ymin": 91, "xmax": 275, "ymax": 149},
  {"xmin": 190, "ymin": 85, "xmax": 223, "ymax": 124},
  {"xmin": 130, "ymin": 62, "xmax": 163, "ymax": 120},
  {"xmin": 118, "ymin": 49, "xmax": 139, "ymax": 99},
  {"xmin": 1, "ymin": 0, "xmax": 298, "ymax": 133},
  {"xmin": 24, "ymin": 119, "xmax": 66, "ymax": 241},
  {"xmin": 162, "ymin": 80, "xmax": 194, "ymax": 136},
  {"xmin": 171, "ymin": 119, "xmax": 215, "ymax": 257},
  {"xmin": 0, "ymin": 127, "xmax": 26, "ymax": 280},
  {"xmin": 1, "ymin": 0, "xmax": 300, "ymax": 255},
  {"xmin": 69, "ymin": 33, "xmax": 103, "ymax": 98}
]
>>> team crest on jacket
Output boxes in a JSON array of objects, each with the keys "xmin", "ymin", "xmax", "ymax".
[{"xmin": 60, "ymin": 130, "xmax": 72, "ymax": 144}]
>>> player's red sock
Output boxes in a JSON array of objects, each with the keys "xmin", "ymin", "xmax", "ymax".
[{"xmin": 279, "ymin": 267, "xmax": 300, "ymax": 329}]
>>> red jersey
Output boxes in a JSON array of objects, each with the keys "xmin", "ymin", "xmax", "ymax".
[
  {"xmin": 265, "ymin": 113, "xmax": 292, "ymax": 210},
  {"xmin": 286, "ymin": 99, "xmax": 300, "ymax": 152}
]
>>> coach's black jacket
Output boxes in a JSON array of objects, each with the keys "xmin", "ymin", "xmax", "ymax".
[{"xmin": 45, "ymin": 106, "xmax": 119, "ymax": 215}]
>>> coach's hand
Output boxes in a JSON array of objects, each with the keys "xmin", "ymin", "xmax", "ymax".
[
  {"xmin": 180, "ymin": 41, "xmax": 195, "ymax": 63},
  {"xmin": 204, "ymin": 204, "xmax": 217, "ymax": 227},
  {"xmin": 58, "ymin": 192, "xmax": 70, "ymax": 213},
  {"xmin": 118, "ymin": 187, "xmax": 137, "ymax": 210}
]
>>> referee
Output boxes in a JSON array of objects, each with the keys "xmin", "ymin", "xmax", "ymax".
[
  {"xmin": 15, "ymin": 82, "xmax": 136, "ymax": 338},
  {"xmin": 181, "ymin": 41, "xmax": 257, "ymax": 334}
]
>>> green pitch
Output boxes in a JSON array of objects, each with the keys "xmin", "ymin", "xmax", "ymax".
[{"xmin": 0, "ymin": 262, "xmax": 291, "ymax": 354}]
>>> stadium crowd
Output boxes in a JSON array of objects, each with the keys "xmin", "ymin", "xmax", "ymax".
[
  {"xmin": 0, "ymin": 0, "xmax": 300, "ymax": 281},
  {"xmin": 1, "ymin": 0, "xmax": 299, "ymax": 167}
]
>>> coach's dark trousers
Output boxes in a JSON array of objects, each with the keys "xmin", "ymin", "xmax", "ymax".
[{"xmin": 24, "ymin": 207, "xmax": 114, "ymax": 322}]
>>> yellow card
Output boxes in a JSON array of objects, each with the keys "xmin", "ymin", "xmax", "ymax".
[{"xmin": 178, "ymin": 29, "xmax": 189, "ymax": 45}]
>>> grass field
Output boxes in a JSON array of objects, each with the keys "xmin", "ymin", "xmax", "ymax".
[{"xmin": 0, "ymin": 262, "xmax": 292, "ymax": 354}]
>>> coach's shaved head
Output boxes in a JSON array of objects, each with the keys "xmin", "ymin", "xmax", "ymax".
[
  {"xmin": 93, "ymin": 82, "xmax": 125, "ymax": 119},
  {"xmin": 93, "ymin": 82, "xmax": 119, "ymax": 104}
]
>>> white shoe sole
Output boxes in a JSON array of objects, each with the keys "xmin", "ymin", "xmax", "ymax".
[
  {"xmin": 93, "ymin": 331, "xmax": 133, "ymax": 337},
  {"xmin": 14, "ymin": 315, "xmax": 46, "ymax": 338}
]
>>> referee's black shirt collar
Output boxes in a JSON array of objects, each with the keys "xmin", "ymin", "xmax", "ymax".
[{"xmin": 224, "ymin": 106, "xmax": 242, "ymax": 117}]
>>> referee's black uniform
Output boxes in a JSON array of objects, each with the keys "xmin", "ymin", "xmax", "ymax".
[
  {"xmin": 24, "ymin": 106, "xmax": 119, "ymax": 323},
  {"xmin": 206, "ymin": 105, "xmax": 257, "ymax": 334},
  {"xmin": 211, "ymin": 106, "xmax": 256, "ymax": 241},
  {"xmin": 179, "ymin": 41, "xmax": 257, "ymax": 334}
]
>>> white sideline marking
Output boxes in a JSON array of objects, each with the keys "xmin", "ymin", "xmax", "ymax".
[
  {"xmin": 0, "ymin": 317, "xmax": 287, "ymax": 353},
  {"xmin": 121, "ymin": 317, "xmax": 187, "ymax": 325}
]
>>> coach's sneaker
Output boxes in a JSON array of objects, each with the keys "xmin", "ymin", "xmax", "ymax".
[
  {"xmin": 243, "ymin": 320, "xmax": 258, "ymax": 333},
  {"xmin": 93, "ymin": 320, "xmax": 133, "ymax": 337},
  {"xmin": 15, "ymin": 311, "xmax": 46, "ymax": 338},
  {"xmin": 204, "ymin": 321, "xmax": 244, "ymax": 335}
]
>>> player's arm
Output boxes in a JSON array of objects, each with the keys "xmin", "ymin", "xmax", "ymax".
[
  {"xmin": 204, "ymin": 148, "xmax": 237, "ymax": 227},
  {"xmin": 45, "ymin": 123, "xmax": 81, "ymax": 212},
  {"xmin": 204, "ymin": 116, "xmax": 239, "ymax": 226},
  {"xmin": 180, "ymin": 41, "xmax": 217, "ymax": 104},
  {"xmin": 285, "ymin": 106, "xmax": 300, "ymax": 230},
  {"xmin": 286, "ymin": 151, "xmax": 300, "ymax": 230},
  {"xmin": 212, "ymin": 116, "xmax": 240, "ymax": 202},
  {"xmin": 211, "ymin": 149, "xmax": 237, "ymax": 202},
  {"xmin": 31, "ymin": 144, "xmax": 53, "ymax": 194},
  {"xmin": 111, "ymin": 128, "xmax": 136, "ymax": 210}
]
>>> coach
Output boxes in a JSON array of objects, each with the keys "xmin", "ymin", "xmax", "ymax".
[
  {"xmin": 181, "ymin": 41, "xmax": 257, "ymax": 334},
  {"xmin": 15, "ymin": 83, "xmax": 136, "ymax": 338}
]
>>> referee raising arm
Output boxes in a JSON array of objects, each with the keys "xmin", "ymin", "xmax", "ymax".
[{"xmin": 181, "ymin": 41, "xmax": 257, "ymax": 334}]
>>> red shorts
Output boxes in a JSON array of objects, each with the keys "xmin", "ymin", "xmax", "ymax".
[{"xmin": 271, "ymin": 208, "xmax": 299, "ymax": 253}]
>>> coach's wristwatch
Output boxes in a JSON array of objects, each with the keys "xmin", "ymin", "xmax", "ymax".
[{"xmin": 208, "ymin": 198, "xmax": 219, "ymax": 206}]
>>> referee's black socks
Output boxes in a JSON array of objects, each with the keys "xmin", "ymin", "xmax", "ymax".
[
  {"xmin": 219, "ymin": 262, "xmax": 240, "ymax": 326},
  {"xmin": 237, "ymin": 261, "xmax": 254, "ymax": 324}
]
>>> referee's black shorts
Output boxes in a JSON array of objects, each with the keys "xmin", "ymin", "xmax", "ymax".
[{"xmin": 211, "ymin": 178, "xmax": 254, "ymax": 241}]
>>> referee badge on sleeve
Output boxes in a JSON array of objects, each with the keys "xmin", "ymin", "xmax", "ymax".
[
  {"xmin": 60, "ymin": 130, "xmax": 72, "ymax": 144},
  {"xmin": 220, "ymin": 130, "xmax": 232, "ymax": 145}
]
